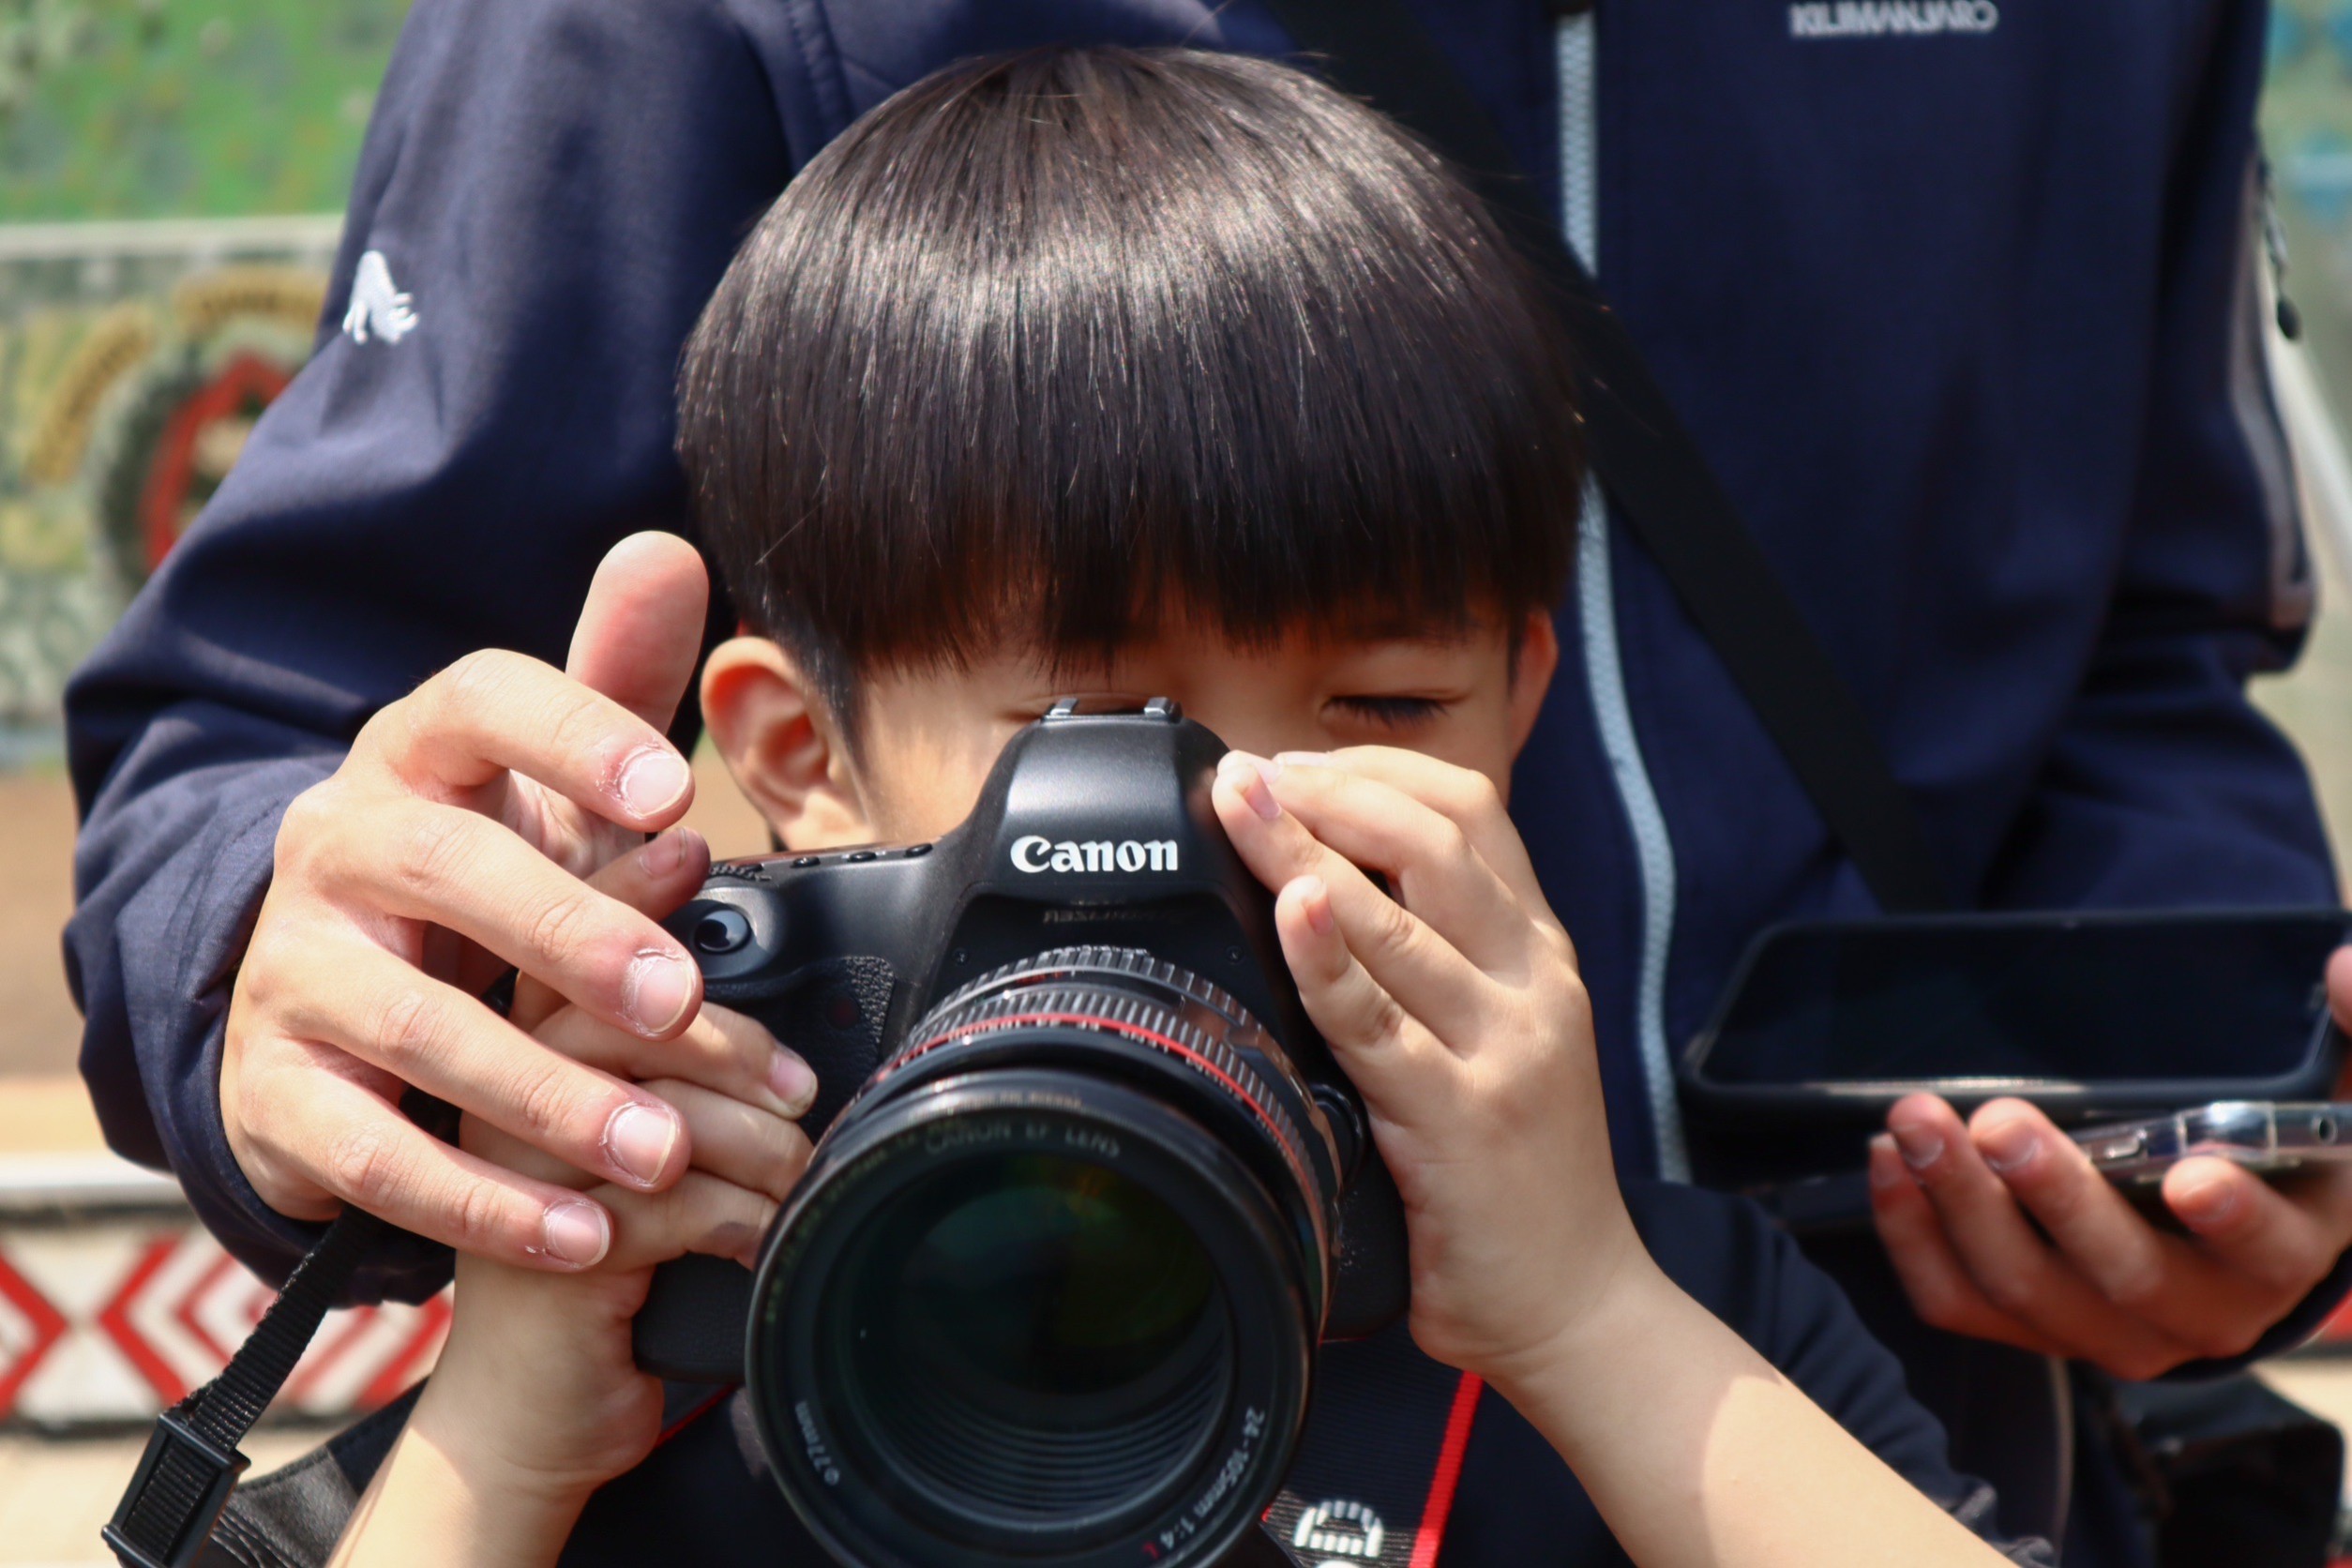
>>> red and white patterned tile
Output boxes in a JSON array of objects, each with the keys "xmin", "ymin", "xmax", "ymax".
[{"xmin": 0, "ymin": 1157, "xmax": 445, "ymax": 1428}]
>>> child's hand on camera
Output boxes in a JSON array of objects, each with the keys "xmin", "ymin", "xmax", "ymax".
[
  {"xmin": 330, "ymin": 857, "xmax": 815, "ymax": 1568},
  {"xmin": 1214, "ymin": 747, "xmax": 2010, "ymax": 1567},
  {"xmin": 1210, "ymin": 747, "xmax": 1644, "ymax": 1387},
  {"xmin": 334, "ymin": 1063, "xmax": 810, "ymax": 1568}
]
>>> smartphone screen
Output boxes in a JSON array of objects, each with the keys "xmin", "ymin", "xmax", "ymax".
[{"xmin": 1695, "ymin": 911, "xmax": 2346, "ymax": 1089}]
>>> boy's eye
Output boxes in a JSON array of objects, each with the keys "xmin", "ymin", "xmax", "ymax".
[{"xmin": 1328, "ymin": 695, "xmax": 1449, "ymax": 729}]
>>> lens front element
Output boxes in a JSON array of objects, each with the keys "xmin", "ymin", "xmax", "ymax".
[
  {"xmin": 834, "ymin": 1152, "xmax": 1231, "ymax": 1532},
  {"xmin": 889, "ymin": 1153, "xmax": 1220, "ymax": 1405}
]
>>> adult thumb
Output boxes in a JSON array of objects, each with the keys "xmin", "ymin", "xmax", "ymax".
[{"xmin": 565, "ymin": 532, "xmax": 712, "ymax": 731}]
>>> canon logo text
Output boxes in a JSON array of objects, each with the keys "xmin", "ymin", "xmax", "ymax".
[{"xmin": 1010, "ymin": 835, "xmax": 1181, "ymax": 874}]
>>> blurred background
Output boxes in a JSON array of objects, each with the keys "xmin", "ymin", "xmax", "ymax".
[{"xmin": 11, "ymin": 0, "xmax": 2352, "ymax": 1559}]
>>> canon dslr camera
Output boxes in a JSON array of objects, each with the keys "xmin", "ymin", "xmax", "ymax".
[{"xmin": 635, "ymin": 697, "xmax": 1408, "ymax": 1568}]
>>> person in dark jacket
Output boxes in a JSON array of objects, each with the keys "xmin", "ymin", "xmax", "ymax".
[
  {"xmin": 61, "ymin": 2, "xmax": 2352, "ymax": 1562},
  {"xmin": 213, "ymin": 54, "xmax": 2043, "ymax": 1565}
]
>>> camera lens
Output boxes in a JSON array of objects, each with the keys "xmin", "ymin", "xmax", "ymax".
[
  {"xmin": 882, "ymin": 1153, "xmax": 1217, "ymax": 1406},
  {"xmin": 832, "ymin": 1153, "xmax": 1230, "ymax": 1524},
  {"xmin": 746, "ymin": 948, "xmax": 1341, "ymax": 1568}
]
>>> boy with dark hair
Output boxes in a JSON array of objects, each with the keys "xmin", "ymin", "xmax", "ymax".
[{"xmin": 211, "ymin": 48, "xmax": 2040, "ymax": 1567}]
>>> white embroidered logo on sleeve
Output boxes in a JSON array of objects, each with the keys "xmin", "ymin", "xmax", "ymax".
[{"xmin": 342, "ymin": 250, "xmax": 418, "ymax": 345}]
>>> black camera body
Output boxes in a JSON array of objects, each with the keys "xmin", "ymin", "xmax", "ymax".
[{"xmin": 637, "ymin": 697, "xmax": 1407, "ymax": 1568}]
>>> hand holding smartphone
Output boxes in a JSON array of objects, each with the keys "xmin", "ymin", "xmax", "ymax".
[
  {"xmin": 1674, "ymin": 908, "xmax": 2352, "ymax": 1228},
  {"xmin": 1748, "ymin": 1103, "xmax": 2352, "ymax": 1233}
]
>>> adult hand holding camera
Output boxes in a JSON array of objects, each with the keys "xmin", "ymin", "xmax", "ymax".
[
  {"xmin": 1211, "ymin": 746, "xmax": 2006, "ymax": 1567},
  {"xmin": 329, "ymin": 989, "xmax": 812, "ymax": 1568},
  {"xmin": 221, "ymin": 534, "xmax": 790, "ymax": 1271},
  {"xmin": 1870, "ymin": 965, "xmax": 2352, "ymax": 1377}
]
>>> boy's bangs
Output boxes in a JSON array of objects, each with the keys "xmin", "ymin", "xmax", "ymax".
[
  {"xmin": 681, "ymin": 47, "xmax": 1583, "ymax": 711},
  {"xmin": 796, "ymin": 424, "xmax": 1558, "ymax": 679}
]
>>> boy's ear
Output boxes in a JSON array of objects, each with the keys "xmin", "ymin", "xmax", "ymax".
[
  {"xmin": 1506, "ymin": 610, "xmax": 1560, "ymax": 760},
  {"xmin": 699, "ymin": 638, "xmax": 876, "ymax": 850}
]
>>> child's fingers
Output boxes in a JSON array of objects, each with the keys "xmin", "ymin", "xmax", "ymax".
[
  {"xmin": 1213, "ymin": 761, "xmax": 1491, "ymax": 1041},
  {"xmin": 564, "ymin": 532, "xmax": 711, "ymax": 732},
  {"xmin": 466, "ymin": 1064, "xmax": 812, "ymax": 1208},
  {"xmin": 1272, "ymin": 876, "xmax": 1453, "ymax": 1108},
  {"xmin": 535, "ymin": 1002, "xmax": 817, "ymax": 1122},
  {"xmin": 640, "ymin": 1078, "xmax": 812, "ymax": 1202},
  {"xmin": 1273, "ymin": 747, "xmax": 1550, "ymax": 914},
  {"xmin": 598, "ymin": 1171, "xmax": 780, "ymax": 1272},
  {"xmin": 1250, "ymin": 757, "xmax": 1536, "ymax": 973}
]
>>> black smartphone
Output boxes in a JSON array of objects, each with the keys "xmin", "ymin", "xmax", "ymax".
[{"xmin": 1678, "ymin": 908, "xmax": 2350, "ymax": 1187}]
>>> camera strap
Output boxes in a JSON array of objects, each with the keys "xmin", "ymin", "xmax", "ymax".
[
  {"xmin": 1257, "ymin": 0, "xmax": 1951, "ymax": 916},
  {"xmin": 103, "ymin": 1204, "xmax": 390, "ymax": 1568},
  {"xmin": 1259, "ymin": 1328, "xmax": 1485, "ymax": 1568},
  {"xmin": 105, "ymin": 1085, "xmax": 462, "ymax": 1568}
]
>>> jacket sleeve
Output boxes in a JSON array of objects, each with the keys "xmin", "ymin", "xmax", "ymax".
[
  {"xmin": 1988, "ymin": 0, "xmax": 2335, "ymax": 916},
  {"xmin": 64, "ymin": 0, "xmax": 803, "ymax": 1298}
]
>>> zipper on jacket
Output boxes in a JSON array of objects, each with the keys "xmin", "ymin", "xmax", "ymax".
[{"xmin": 1558, "ymin": 8, "xmax": 1689, "ymax": 1181}]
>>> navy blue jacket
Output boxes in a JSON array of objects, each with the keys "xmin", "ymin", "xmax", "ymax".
[{"xmin": 60, "ymin": 0, "xmax": 2343, "ymax": 1555}]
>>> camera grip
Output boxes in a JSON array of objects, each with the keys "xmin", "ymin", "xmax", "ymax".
[
  {"xmin": 632, "ymin": 1254, "xmax": 753, "ymax": 1381},
  {"xmin": 1325, "ymin": 1147, "xmax": 1410, "ymax": 1339}
]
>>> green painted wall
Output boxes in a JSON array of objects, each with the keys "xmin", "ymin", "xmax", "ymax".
[{"xmin": 0, "ymin": 0, "xmax": 412, "ymax": 222}]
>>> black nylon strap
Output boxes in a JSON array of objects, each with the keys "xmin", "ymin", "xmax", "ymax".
[
  {"xmin": 105, "ymin": 1207, "xmax": 390, "ymax": 1568},
  {"xmin": 1256, "ymin": 0, "xmax": 1951, "ymax": 915},
  {"xmin": 106, "ymin": 1087, "xmax": 460, "ymax": 1568}
]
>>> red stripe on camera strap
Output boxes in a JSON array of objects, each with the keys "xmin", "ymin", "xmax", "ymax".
[
  {"xmin": 1261, "ymin": 1327, "xmax": 1485, "ymax": 1568},
  {"xmin": 1407, "ymin": 1372, "xmax": 1485, "ymax": 1568}
]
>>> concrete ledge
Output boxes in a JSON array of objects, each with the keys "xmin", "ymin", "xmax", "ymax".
[{"xmin": 0, "ymin": 1155, "xmax": 183, "ymax": 1215}]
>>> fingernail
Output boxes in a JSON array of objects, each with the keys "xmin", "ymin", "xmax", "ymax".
[
  {"xmin": 616, "ymin": 746, "xmax": 692, "ymax": 818},
  {"xmin": 1219, "ymin": 752, "xmax": 1282, "ymax": 821},
  {"xmin": 770, "ymin": 1047, "xmax": 819, "ymax": 1112},
  {"xmin": 1868, "ymin": 1135, "xmax": 1904, "ymax": 1189},
  {"xmin": 542, "ymin": 1199, "xmax": 611, "ymax": 1267},
  {"xmin": 2172, "ymin": 1169, "xmax": 2240, "ymax": 1228},
  {"xmin": 1978, "ymin": 1119, "xmax": 2041, "ymax": 1176},
  {"xmin": 604, "ymin": 1100, "xmax": 683, "ymax": 1186},
  {"xmin": 643, "ymin": 826, "xmax": 703, "ymax": 879},
  {"xmin": 1889, "ymin": 1118, "xmax": 1944, "ymax": 1172},
  {"xmin": 1274, "ymin": 751, "xmax": 1333, "ymax": 768},
  {"xmin": 1298, "ymin": 875, "xmax": 1335, "ymax": 935},
  {"xmin": 625, "ymin": 950, "xmax": 697, "ymax": 1034}
]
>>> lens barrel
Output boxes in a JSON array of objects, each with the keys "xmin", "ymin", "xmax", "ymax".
[{"xmin": 746, "ymin": 948, "xmax": 1344, "ymax": 1568}]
